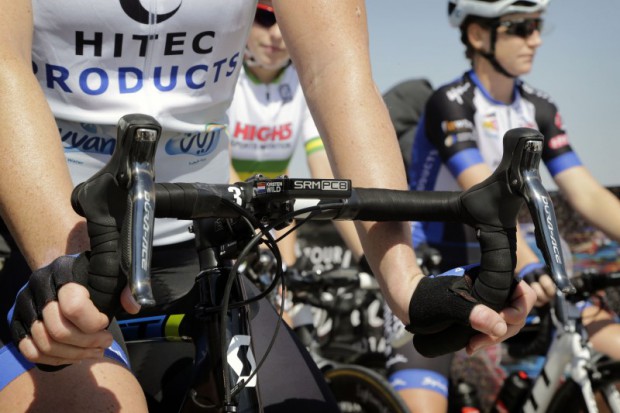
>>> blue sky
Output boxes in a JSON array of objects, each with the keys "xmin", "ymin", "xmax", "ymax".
[{"xmin": 292, "ymin": 0, "xmax": 620, "ymax": 187}]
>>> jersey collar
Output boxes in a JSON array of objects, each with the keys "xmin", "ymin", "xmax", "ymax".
[{"xmin": 467, "ymin": 70, "xmax": 521, "ymax": 107}]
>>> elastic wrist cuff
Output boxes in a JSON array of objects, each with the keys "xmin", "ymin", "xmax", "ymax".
[{"xmin": 517, "ymin": 262, "xmax": 546, "ymax": 280}]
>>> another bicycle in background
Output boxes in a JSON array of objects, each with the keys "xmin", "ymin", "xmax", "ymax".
[
  {"xmin": 70, "ymin": 114, "xmax": 569, "ymax": 412},
  {"xmin": 449, "ymin": 269, "xmax": 620, "ymax": 413}
]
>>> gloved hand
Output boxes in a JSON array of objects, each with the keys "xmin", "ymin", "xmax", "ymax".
[
  {"xmin": 9, "ymin": 254, "xmax": 90, "ymax": 344},
  {"xmin": 8, "ymin": 253, "xmax": 115, "ymax": 371},
  {"xmin": 405, "ymin": 264, "xmax": 519, "ymax": 357}
]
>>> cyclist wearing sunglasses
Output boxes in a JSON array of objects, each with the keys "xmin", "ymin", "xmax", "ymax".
[
  {"xmin": 228, "ymin": 4, "xmax": 365, "ymax": 333},
  {"xmin": 0, "ymin": 0, "xmax": 536, "ymax": 411},
  {"xmin": 228, "ymin": 4, "xmax": 364, "ymax": 268},
  {"xmin": 388, "ymin": 0, "xmax": 620, "ymax": 411}
]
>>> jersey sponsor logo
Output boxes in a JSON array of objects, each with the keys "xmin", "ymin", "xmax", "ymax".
[
  {"xmin": 415, "ymin": 149, "xmax": 440, "ymax": 191},
  {"xmin": 120, "ymin": 0, "xmax": 182, "ymax": 24},
  {"xmin": 299, "ymin": 245, "xmax": 353, "ymax": 271},
  {"xmin": 548, "ymin": 134, "xmax": 569, "ymax": 150},
  {"xmin": 444, "ymin": 132, "xmax": 476, "ymax": 148},
  {"xmin": 278, "ymin": 83, "xmax": 293, "ymax": 103},
  {"xmin": 445, "ymin": 82, "xmax": 471, "ymax": 105},
  {"xmin": 34, "ymin": 2, "xmax": 241, "ymax": 97},
  {"xmin": 522, "ymin": 82, "xmax": 554, "ymax": 104},
  {"xmin": 441, "ymin": 119, "xmax": 474, "ymax": 134},
  {"xmin": 34, "ymin": 53, "xmax": 240, "ymax": 96},
  {"xmin": 232, "ymin": 122, "xmax": 292, "ymax": 141},
  {"xmin": 441, "ymin": 119, "xmax": 476, "ymax": 147},
  {"xmin": 554, "ymin": 112, "xmax": 565, "ymax": 130},
  {"xmin": 61, "ymin": 124, "xmax": 116, "ymax": 155},
  {"xmin": 482, "ymin": 113, "xmax": 499, "ymax": 139},
  {"xmin": 164, "ymin": 128, "xmax": 221, "ymax": 157}
]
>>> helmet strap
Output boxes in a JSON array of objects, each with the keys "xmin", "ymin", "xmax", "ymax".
[{"xmin": 479, "ymin": 22, "xmax": 517, "ymax": 79}]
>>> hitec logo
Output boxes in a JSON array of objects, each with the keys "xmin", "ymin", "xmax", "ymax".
[{"xmin": 120, "ymin": 0, "xmax": 182, "ymax": 24}]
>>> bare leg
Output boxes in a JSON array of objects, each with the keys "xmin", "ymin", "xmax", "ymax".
[
  {"xmin": 584, "ymin": 304, "xmax": 620, "ymax": 360},
  {"xmin": 399, "ymin": 388, "xmax": 448, "ymax": 413},
  {"xmin": 0, "ymin": 359, "xmax": 147, "ymax": 413}
]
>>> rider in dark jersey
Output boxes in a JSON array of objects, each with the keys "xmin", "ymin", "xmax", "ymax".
[
  {"xmin": 388, "ymin": 1, "xmax": 620, "ymax": 412},
  {"xmin": 409, "ymin": 69, "xmax": 577, "ymax": 270}
]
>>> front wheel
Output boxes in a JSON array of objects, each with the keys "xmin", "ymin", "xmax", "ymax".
[
  {"xmin": 546, "ymin": 359, "xmax": 620, "ymax": 413},
  {"xmin": 323, "ymin": 364, "xmax": 409, "ymax": 413}
]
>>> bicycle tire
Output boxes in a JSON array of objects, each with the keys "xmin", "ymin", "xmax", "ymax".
[
  {"xmin": 323, "ymin": 364, "xmax": 409, "ymax": 413},
  {"xmin": 546, "ymin": 359, "xmax": 620, "ymax": 413}
]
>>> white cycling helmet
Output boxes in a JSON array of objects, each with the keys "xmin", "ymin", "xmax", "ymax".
[{"xmin": 448, "ymin": 0, "xmax": 550, "ymax": 27}]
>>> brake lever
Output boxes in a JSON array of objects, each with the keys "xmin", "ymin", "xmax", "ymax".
[
  {"xmin": 116, "ymin": 114, "xmax": 161, "ymax": 306},
  {"xmin": 505, "ymin": 129, "xmax": 574, "ymax": 294}
]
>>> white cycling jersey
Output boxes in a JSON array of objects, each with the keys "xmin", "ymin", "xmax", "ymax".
[
  {"xmin": 31, "ymin": 0, "xmax": 257, "ymax": 245},
  {"xmin": 228, "ymin": 64, "xmax": 323, "ymax": 180}
]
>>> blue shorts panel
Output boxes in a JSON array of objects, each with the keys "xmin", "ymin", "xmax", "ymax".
[
  {"xmin": 388, "ymin": 368, "xmax": 449, "ymax": 397},
  {"xmin": 0, "ymin": 340, "xmax": 130, "ymax": 391}
]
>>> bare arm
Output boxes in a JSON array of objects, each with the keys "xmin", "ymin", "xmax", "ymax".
[
  {"xmin": 555, "ymin": 166, "xmax": 620, "ymax": 242},
  {"xmin": 273, "ymin": 1, "xmax": 536, "ymax": 342},
  {"xmin": 307, "ymin": 148, "xmax": 364, "ymax": 261},
  {"xmin": 273, "ymin": 0, "xmax": 420, "ymax": 321},
  {"xmin": 0, "ymin": 1, "xmax": 89, "ymax": 268},
  {"xmin": 0, "ymin": 1, "xmax": 124, "ymax": 367}
]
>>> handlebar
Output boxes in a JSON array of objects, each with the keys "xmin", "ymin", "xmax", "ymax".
[
  {"xmin": 570, "ymin": 270, "xmax": 620, "ymax": 301},
  {"xmin": 70, "ymin": 115, "xmax": 572, "ymax": 335}
]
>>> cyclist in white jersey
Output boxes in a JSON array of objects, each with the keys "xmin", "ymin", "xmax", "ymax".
[
  {"xmin": 228, "ymin": 3, "xmax": 364, "ymax": 268},
  {"xmin": 228, "ymin": 5, "xmax": 366, "ymax": 334},
  {"xmin": 389, "ymin": 1, "xmax": 620, "ymax": 412},
  {"xmin": 0, "ymin": 1, "xmax": 536, "ymax": 411}
]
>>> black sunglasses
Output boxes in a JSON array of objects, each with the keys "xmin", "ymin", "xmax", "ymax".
[
  {"xmin": 255, "ymin": 7, "xmax": 277, "ymax": 28},
  {"xmin": 497, "ymin": 18, "xmax": 544, "ymax": 38}
]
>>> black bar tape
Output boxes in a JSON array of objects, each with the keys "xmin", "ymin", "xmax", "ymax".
[
  {"xmin": 154, "ymin": 183, "xmax": 240, "ymax": 220},
  {"xmin": 472, "ymin": 228, "xmax": 517, "ymax": 312},
  {"xmin": 85, "ymin": 221, "xmax": 123, "ymax": 320},
  {"xmin": 338, "ymin": 189, "xmax": 462, "ymax": 222}
]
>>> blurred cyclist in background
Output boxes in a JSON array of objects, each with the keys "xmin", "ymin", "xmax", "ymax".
[
  {"xmin": 228, "ymin": 3, "xmax": 366, "ymax": 331},
  {"xmin": 228, "ymin": 3, "xmax": 364, "ymax": 267},
  {"xmin": 388, "ymin": 0, "xmax": 620, "ymax": 411}
]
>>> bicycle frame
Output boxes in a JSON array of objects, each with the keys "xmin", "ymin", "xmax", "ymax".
[
  {"xmin": 182, "ymin": 218, "xmax": 261, "ymax": 412},
  {"xmin": 523, "ymin": 291, "xmax": 620, "ymax": 413}
]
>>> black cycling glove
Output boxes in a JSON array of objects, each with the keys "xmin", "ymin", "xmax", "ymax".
[
  {"xmin": 8, "ymin": 254, "xmax": 90, "ymax": 343},
  {"xmin": 8, "ymin": 253, "xmax": 92, "ymax": 371},
  {"xmin": 405, "ymin": 264, "xmax": 518, "ymax": 358}
]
